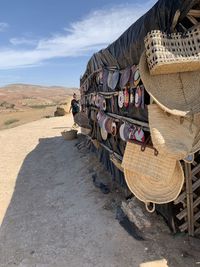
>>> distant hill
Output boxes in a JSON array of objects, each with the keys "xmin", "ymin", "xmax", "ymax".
[{"xmin": 0, "ymin": 84, "xmax": 79, "ymax": 111}]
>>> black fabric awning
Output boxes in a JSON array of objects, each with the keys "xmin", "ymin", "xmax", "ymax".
[{"xmin": 81, "ymin": 0, "xmax": 199, "ymax": 84}]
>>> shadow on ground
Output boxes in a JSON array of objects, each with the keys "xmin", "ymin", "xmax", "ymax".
[
  {"xmin": 0, "ymin": 135, "xmax": 147, "ymax": 267},
  {"xmin": 0, "ymin": 136, "xmax": 79, "ymax": 266}
]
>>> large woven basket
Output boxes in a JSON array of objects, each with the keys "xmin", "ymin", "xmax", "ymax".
[
  {"xmin": 144, "ymin": 26, "xmax": 200, "ymax": 75},
  {"xmin": 61, "ymin": 130, "xmax": 78, "ymax": 140}
]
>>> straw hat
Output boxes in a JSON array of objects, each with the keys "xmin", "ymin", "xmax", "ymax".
[
  {"xmin": 107, "ymin": 70, "xmax": 119, "ymax": 90},
  {"xmin": 118, "ymin": 91, "xmax": 124, "ymax": 108},
  {"xmin": 139, "ymin": 52, "xmax": 200, "ymax": 117},
  {"xmin": 100, "ymin": 127, "xmax": 108, "ymax": 140},
  {"xmin": 122, "ymin": 142, "xmax": 184, "ymax": 204},
  {"xmin": 103, "ymin": 68, "xmax": 109, "ymax": 90},
  {"xmin": 120, "ymin": 67, "xmax": 131, "ymax": 88},
  {"xmin": 123, "ymin": 88, "xmax": 129, "ymax": 108},
  {"xmin": 148, "ymin": 104, "xmax": 197, "ymax": 160}
]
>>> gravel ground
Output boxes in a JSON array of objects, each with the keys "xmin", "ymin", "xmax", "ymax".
[{"xmin": 0, "ymin": 115, "xmax": 200, "ymax": 267}]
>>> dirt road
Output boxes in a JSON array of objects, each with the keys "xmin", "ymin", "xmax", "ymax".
[{"xmin": 0, "ymin": 115, "xmax": 199, "ymax": 267}]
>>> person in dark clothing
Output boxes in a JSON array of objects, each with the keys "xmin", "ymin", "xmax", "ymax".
[{"xmin": 69, "ymin": 93, "xmax": 80, "ymax": 127}]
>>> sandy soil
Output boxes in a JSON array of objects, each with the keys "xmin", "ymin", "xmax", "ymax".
[
  {"xmin": 0, "ymin": 114, "xmax": 200, "ymax": 267},
  {"xmin": 0, "ymin": 107, "xmax": 57, "ymax": 130}
]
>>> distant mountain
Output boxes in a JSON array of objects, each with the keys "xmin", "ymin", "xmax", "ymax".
[{"xmin": 0, "ymin": 83, "xmax": 79, "ymax": 111}]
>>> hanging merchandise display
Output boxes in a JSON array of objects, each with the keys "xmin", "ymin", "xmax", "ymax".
[
  {"xmin": 123, "ymin": 88, "xmax": 129, "ymax": 108},
  {"xmin": 119, "ymin": 122, "xmax": 126, "ymax": 141},
  {"xmin": 100, "ymin": 127, "xmax": 108, "ymax": 141},
  {"xmin": 118, "ymin": 91, "xmax": 125, "ymax": 108},
  {"xmin": 95, "ymin": 94, "xmax": 100, "ymax": 107},
  {"xmin": 129, "ymin": 127, "xmax": 145, "ymax": 143},
  {"xmin": 129, "ymin": 65, "xmax": 137, "ymax": 88},
  {"xmin": 129, "ymin": 88, "xmax": 135, "ymax": 104},
  {"xmin": 119, "ymin": 122, "xmax": 145, "ymax": 143},
  {"xmin": 111, "ymin": 95, "xmax": 115, "ymax": 113},
  {"xmin": 107, "ymin": 70, "xmax": 119, "ymax": 90},
  {"xmin": 120, "ymin": 67, "xmax": 131, "ymax": 89},
  {"xmin": 135, "ymin": 86, "xmax": 142, "ymax": 108},
  {"xmin": 79, "ymin": 0, "xmax": 200, "ymax": 235},
  {"xmin": 133, "ymin": 67, "xmax": 141, "ymax": 87},
  {"xmin": 102, "ymin": 68, "xmax": 109, "ymax": 91},
  {"xmin": 97, "ymin": 111, "xmax": 106, "ymax": 128}
]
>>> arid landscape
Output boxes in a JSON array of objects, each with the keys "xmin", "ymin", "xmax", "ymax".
[{"xmin": 0, "ymin": 84, "xmax": 78, "ymax": 130}]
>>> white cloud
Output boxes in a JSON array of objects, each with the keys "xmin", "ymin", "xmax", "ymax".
[
  {"xmin": 10, "ymin": 37, "xmax": 38, "ymax": 46},
  {"xmin": 0, "ymin": 22, "xmax": 9, "ymax": 32},
  {"xmin": 0, "ymin": 1, "xmax": 156, "ymax": 69}
]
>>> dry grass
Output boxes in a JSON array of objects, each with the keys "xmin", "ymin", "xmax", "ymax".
[
  {"xmin": 4, "ymin": 119, "xmax": 20, "ymax": 125},
  {"xmin": 0, "ymin": 107, "xmax": 57, "ymax": 130}
]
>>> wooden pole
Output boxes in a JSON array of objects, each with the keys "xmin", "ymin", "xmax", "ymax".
[{"xmin": 185, "ymin": 162, "xmax": 194, "ymax": 236}]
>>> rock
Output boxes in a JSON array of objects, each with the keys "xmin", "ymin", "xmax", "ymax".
[
  {"xmin": 54, "ymin": 107, "xmax": 66, "ymax": 117},
  {"xmin": 121, "ymin": 198, "xmax": 152, "ymax": 231}
]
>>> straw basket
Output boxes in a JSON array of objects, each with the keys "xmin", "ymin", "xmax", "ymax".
[
  {"xmin": 61, "ymin": 129, "xmax": 78, "ymax": 140},
  {"xmin": 144, "ymin": 26, "xmax": 200, "ymax": 75}
]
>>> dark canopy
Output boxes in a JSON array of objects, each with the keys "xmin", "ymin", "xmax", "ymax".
[{"xmin": 81, "ymin": 0, "xmax": 199, "ymax": 83}]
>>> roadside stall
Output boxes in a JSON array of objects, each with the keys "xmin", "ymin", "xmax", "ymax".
[{"xmin": 78, "ymin": 0, "xmax": 200, "ymax": 236}]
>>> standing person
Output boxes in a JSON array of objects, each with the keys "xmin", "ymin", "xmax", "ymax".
[{"xmin": 69, "ymin": 93, "xmax": 80, "ymax": 128}]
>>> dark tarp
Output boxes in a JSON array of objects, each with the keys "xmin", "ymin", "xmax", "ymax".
[{"xmin": 81, "ymin": 0, "xmax": 199, "ymax": 83}]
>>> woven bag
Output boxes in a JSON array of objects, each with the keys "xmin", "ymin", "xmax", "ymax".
[{"xmin": 144, "ymin": 26, "xmax": 200, "ymax": 75}]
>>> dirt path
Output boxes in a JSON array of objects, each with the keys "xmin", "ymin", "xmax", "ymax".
[{"xmin": 0, "ymin": 115, "xmax": 199, "ymax": 267}]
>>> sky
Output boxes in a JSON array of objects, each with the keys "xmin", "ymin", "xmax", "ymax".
[{"xmin": 0, "ymin": 0, "xmax": 157, "ymax": 88}]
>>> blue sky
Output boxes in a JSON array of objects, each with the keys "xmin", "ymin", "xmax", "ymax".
[{"xmin": 0, "ymin": 0, "xmax": 157, "ymax": 87}]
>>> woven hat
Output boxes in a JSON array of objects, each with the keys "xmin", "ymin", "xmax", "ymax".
[
  {"xmin": 107, "ymin": 70, "xmax": 119, "ymax": 90},
  {"xmin": 96, "ymin": 69, "xmax": 103, "ymax": 85},
  {"xmin": 104, "ymin": 117, "xmax": 117, "ymax": 136},
  {"xmin": 133, "ymin": 67, "xmax": 141, "ymax": 87},
  {"xmin": 103, "ymin": 68, "xmax": 109, "ymax": 90},
  {"xmin": 100, "ymin": 127, "xmax": 108, "ymax": 140},
  {"xmin": 135, "ymin": 86, "xmax": 142, "ymax": 108},
  {"xmin": 148, "ymin": 104, "xmax": 197, "ymax": 160},
  {"xmin": 139, "ymin": 52, "xmax": 200, "ymax": 116},
  {"xmin": 118, "ymin": 91, "xmax": 124, "ymax": 108},
  {"xmin": 119, "ymin": 122, "xmax": 130, "ymax": 141},
  {"xmin": 97, "ymin": 111, "xmax": 106, "ymax": 128},
  {"xmin": 122, "ymin": 142, "xmax": 184, "ymax": 204},
  {"xmin": 123, "ymin": 88, "xmax": 129, "ymax": 108},
  {"xmin": 120, "ymin": 67, "xmax": 131, "ymax": 88},
  {"xmin": 129, "ymin": 65, "xmax": 136, "ymax": 87}
]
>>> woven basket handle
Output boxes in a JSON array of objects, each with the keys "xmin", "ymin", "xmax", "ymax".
[
  {"xmin": 145, "ymin": 202, "xmax": 155, "ymax": 213},
  {"xmin": 140, "ymin": 136, "xmax": 158, "ymax": 156}
]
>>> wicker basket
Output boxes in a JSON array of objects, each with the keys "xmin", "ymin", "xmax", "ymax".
[
  {"xmin": 61, "ymin": 130, "xmax": 78, "ymax": 140},
  {"xmin": 144, "ymin": 26, "xmax": 200, "ymax": 75}
]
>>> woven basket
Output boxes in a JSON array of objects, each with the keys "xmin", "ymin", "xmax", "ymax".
[
  {"xmin": 61, "ymin": 130, "xmax": 78, "ymax": 140},
  {"xmin": 122, "ymin": 142, "xmax": 184, "ymax": 204},
  {"xmin": 144, "ymin": 26, "xmax": 200, "ymax": 75}
]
